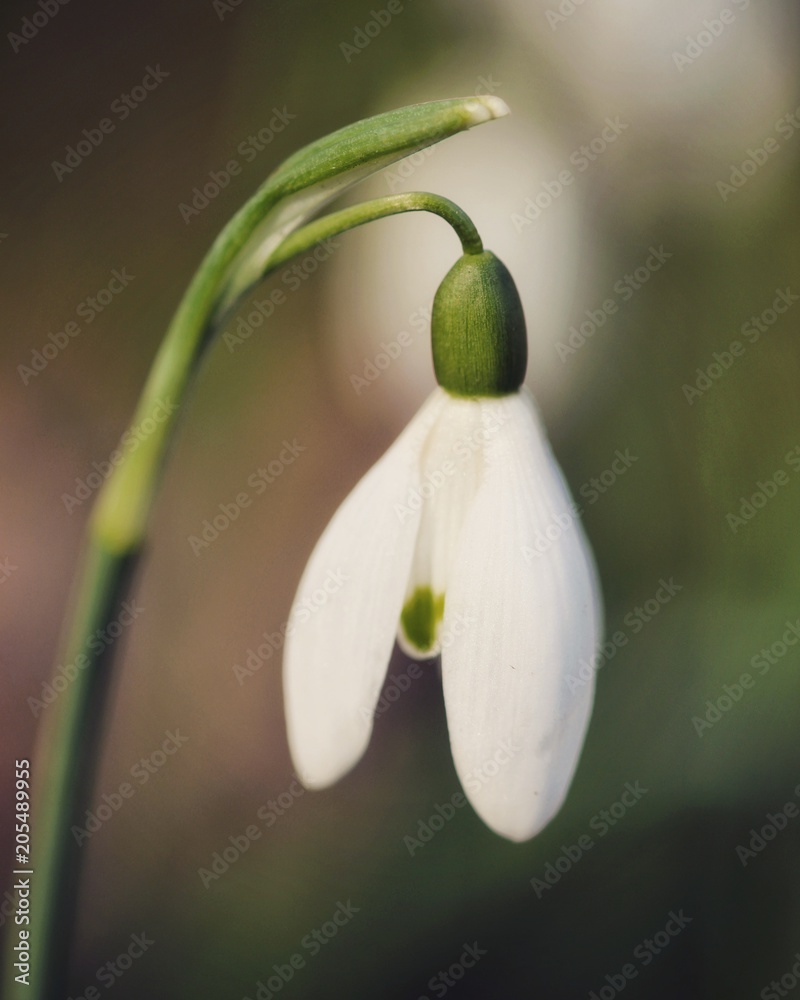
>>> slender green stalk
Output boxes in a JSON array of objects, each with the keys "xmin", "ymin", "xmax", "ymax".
[
  {"xmin": 4, "ymin": 97, "xmax": 503, "ymax": 1000},
  {"xmin": 220, "ymin": 191, "xmax": 483, "ymax": 321},
  {"xmin": 263, "ymin": 191, "xmax": 483, "ymax": 266},
  {"xmin": 6, "ymin": 544, "xmax": 134, "ymax": 1000}
]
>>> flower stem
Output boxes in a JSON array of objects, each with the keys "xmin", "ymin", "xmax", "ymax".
[
  {"xmin": 4, "ymin": 102, "xmax": 497, "ymax": 999},
  {"xmin": 4, "ymin": 543, "xmax": 135, "ymax": 1000},
  {"xmin": 217, "ymin": 191, "xmax": 483, "ymax": 323},
  {"xmin": 269, "ymin": 191, "xmax": 483, "ymax": 264}
]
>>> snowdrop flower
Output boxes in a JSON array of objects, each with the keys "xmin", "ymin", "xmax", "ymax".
[{"xmin": 283, "ymin": 250, "xmax": 602, "ymax": 841}]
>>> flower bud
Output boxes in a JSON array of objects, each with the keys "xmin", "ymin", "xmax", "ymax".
[{"xmin": 431, "ymin": 250, "xmax": 527, "ymax": 397}]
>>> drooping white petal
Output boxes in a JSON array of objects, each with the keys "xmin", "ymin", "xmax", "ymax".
[
  {"xmin": 441, "ymin": 390, "xmax": 602, "ymax": 842},
  {"xmin": 283, "ymin": 390, "xmax": 447, "ymax": 788},
  {"xmin": 397, "ymin": 395, "xmax": 485, "ymax": 659}
]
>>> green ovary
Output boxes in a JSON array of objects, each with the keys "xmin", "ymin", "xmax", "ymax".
[{"xmin": 400, "ymin": 587, "xmax": 445, "ymax": 654}]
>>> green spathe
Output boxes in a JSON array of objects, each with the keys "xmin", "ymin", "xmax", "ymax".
[
  {"xmin": 401, "ymin": 587, "xmax": 445, "ymax": 654},
  {"xmin": 432, "ymin": 251, "xmax": 527, "ymax": 397}
]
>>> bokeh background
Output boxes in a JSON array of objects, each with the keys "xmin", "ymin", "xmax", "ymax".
[{"xmin": 2, "ymin": 0, "xmax": 800, "ymax": 996}]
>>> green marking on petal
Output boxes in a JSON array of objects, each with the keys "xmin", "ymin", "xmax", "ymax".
[{"xmin": 401, "ymin": 587, "xmax": 445, "ymax": 654}]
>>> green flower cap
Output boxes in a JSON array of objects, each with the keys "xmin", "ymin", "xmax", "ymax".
[{"xmin": 431, "ymin": 250, "xmax": 527, "ymax": 397}]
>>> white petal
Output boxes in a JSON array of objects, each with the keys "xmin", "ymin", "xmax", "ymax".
[
  {"xmin": 397, "ymin": 395, "xmax": 485, "ymax": 658},
  {"xmin": 441, "ymin": 390, "xmax": 602, "ymax": 841},
  {"xmin": 283, "ymin": 390, "xmax": 446, "ymax": 788}
]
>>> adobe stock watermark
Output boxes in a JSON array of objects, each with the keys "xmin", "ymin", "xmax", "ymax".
[
  {"xmin": 350, "ymin": 303, "xmax": 431, "ymax": 392},
  {"xmin": 212, "ymin": 0, "xmax": 247, "ymax": 21},
  {"xmin": 735, "ymin": 781, "xmax": 800, "ymax": 867},
  {"xmin": 511, "ymin": 117, "xmax": 630, "ymax": 234},
  {"xmin": 393, "ymin": 406, "xmax": 512, "ymax": 524},
  {"xmin": 522, "ymin": 447, "xmax": 639, "ymax": 564},
  {"xmin": 716, "ymin": 101, "xmax": 800, "ymax": 202},
  {"xmin": 565, "ymin": 579, "xmax": 682, "ymax": 694},
  {"xmin": 8, "ymin": 0, "xmax": 72, "ymax": 54},
  {"xmin": 198, "ymin": 778, "xmax": 306, "ymax": 887},
  {"xmin": 383, "ymin": 74, "xmax": 502, "ymax": 191},
  {"xmin": 71, "ymin": 730, "xmax": 188, "ymax": 845},
  {"xmin": 402, "ymin": 792, "xmax": 466, "ymax": 857},
  {"xmin": 0, "ymin": 557, "xmax": 18, "ymax": 585},
  {"xmin": 360, "ymin": 661, "xmax": 423, "ymax": 723},
  {"xmin": 404, "ymin": 740, "xmax": 522, "ymax": 856},
  {"xmin": 587, "ymin": 908, "xmax": 692, "ymax": 999},
  {"xmin": 544, "ymin": 0, "xmax": 594, "ymax": 32},
  {"xmin": 27, "ymin": 600, "xmax": 144, "ymax": 718},
  {"xmin": 672, "ymin": 0, "xmax": 751, "ymax": 73},
  {"xmin": 579, "ymin": 449, "xmax": 639, "ymax": 504},
  {"xmin": 51, "ymin": 67, "xmax": 169, "ymax": 181},
  {"xmin": 65, "ymin": 932, "xmax": 155, "ymax": 999},
  {"xmin": 691, "ymin": 672, "xmax": 757, "ymax": 738},
  {"xmin": 188, "ymin": 440, "xmax": 305, "ymax": 554},
  {"xmin": 18, "ymin": 268, "xmax": 136, "ymax": 385},
  {"xmin": 232, "ymin": 567, "xmax": 348, "ymax": 684},
  {"xmin": 417, "ymin": 942, "xmax": 487, "ymax": 999},
  {"xmin": 339, "ymin": 1, "xmax": 407, "ymax": 63},
  {"xmin": 691, "ymin": 618, "xmax": 800, "ymax": 736},
  {"xmin": 760, "ymin": 950, "xmax": 800, "ymax": 1000},
  {"xmin": 240, "ymin": 901, "xmax": 359, "ymax": 1000},
  {"xmin": 61, "ymin": 399, "xmax": 176, "ymax": 513},
  {"xmin": 529, "ymin": 781, "xmax": 649, "ymax": 899},
  {"xmin": 223, "ymin": 238, "xmax": 340, "ymax": 353},
  {"xmin": 179, "ymin": 107, "xmax": 296, "ymax": 223},
  {"xmin": 555, "ymin": 247, "xmax": 672, "ymax": 361},
  {"xmin": 360, "ymin": 613, "xmax": 477, "ymax": 723},
  {"xmin": 725, "ymin": 444, "xmax": 800, "ymax": 534},
  {"xmin": 751, "ymin": 620, "xmax": 800, "ymax": 675},
  {"xmin": 683, "ymin": 287, "xmax": 797, "ymax": 403}
]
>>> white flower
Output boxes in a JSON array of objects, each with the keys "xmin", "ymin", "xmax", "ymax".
[{"xmin": 283, "ymin": 385, "xmax": 602, "ymax": 842}]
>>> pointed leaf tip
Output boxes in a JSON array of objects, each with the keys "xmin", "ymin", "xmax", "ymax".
[{"xmin": 469, "ymin": 95, "xmax": 511, "ymax": 122}]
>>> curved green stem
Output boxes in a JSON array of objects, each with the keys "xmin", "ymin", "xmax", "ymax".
[
  {"xmin": 4, "ymin": 95, "xmax": 505, "ymax": 1000},
  {"xmin": 93, "ymin": 191, "xmax": 481, "ymax": 557},
  {"xmin": 268, "ymin": 191, "xmax": 483, "ymax": 265},
  {"xmin": 216, "ymin": 191, "xmax": 482, "ymax": 328}
]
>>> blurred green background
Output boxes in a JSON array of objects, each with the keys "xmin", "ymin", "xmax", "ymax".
[{"xmin": 2, "ymin": 0, "xmax": 800, "ymax": 996}]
